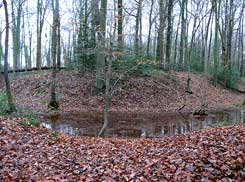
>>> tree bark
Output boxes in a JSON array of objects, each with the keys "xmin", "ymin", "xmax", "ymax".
[
  {"xmin": 36, "ymin": 0, "xmax": 49, "ymax": 69},
  {"xmin": 146, "ymin": 0, "xmax": 154, "ymax": 57},
  {"xmin": 48, "ymin": 0, "xmax": 59, "ymax": 110},
  {"xmin": 3, "ymin": 0, "xmax": 16, "ymax": 113},
  {"xmin": 165, "ymin": 0, "xmax": 174, "ymax": 70},
  {"xmin": 156, "ymin": 0, "xmax": 164, "ymax": 64},
  {"xmin": 95, "ymin": 0, "xmax": 108, "ymax": 91},
  {"xmin": 118, "ymin": 0, "xmax": 123, "ymax": 52},
  {"xmin": 179, "ymin": 0, "xmax": 187, "ymax": 70}
]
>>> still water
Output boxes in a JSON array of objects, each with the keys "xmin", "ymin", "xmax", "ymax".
[{"xmin": 41, "ymin": 109, "xmax": 244, "ymax": 138}]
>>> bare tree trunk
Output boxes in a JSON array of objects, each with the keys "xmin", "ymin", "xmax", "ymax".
[
  {"xmin": 146, "ymin": 0, "xmax": 154, "ymax": 57},
  {"xmin": 26, "ymin": 1, "xmax": 32, "ymax": 69},
  {"xmin": 156, "ymin": 0, "xmax": 164, "ymax": 64},
  {"xmin": 36, "ymin": 0, "xmax": 49, "ymax": 69},
  {"xmin": 165, "ymin": 0, "xmax": 174, "ymax": 70},
  {"xmin": 204, "ymin": 8, "xmax": 213, "ymax": 75},
  {"xmin": 96, "ymin": 0, "xmax": 108, "ymax": 91},
  {"xmin": 179, "ymin": 0, "xmax": 187, "ymax": 70},
  {"xmin": 57, "ymin": 2, "xmax": 61, "ymax": 70},
  {"xmin": 98, "ymin": 44, "xmax": 113, "ymax": 137},
  {"xmin": 173, "ymin": 13, "xmax": 181, "ymax": 67},
  {"xmin": 118, "ymin": 0, "xmax": 123, "ymax": 52},
  {"xmin": 48, "ymin": 0, "xmax": 59, "ymax": 110},
  {"xmin": 11, "ymin": 0, "xmax": 24, "ymax": 71},
  {"xmin": 3, "ymin": 0, "xmax": 16, "ymax": 113},
  {"xmin": 240, "ymin": 15, "xmax": 244, "ymax": 76},
  {"xmin": 135, "ymin": 0, "xmax": 142, "ymax": 56},
  {"xmin": 213, "ymin": 0, "xmax": 219, "ymax": 86},
  {"xmin": 0, "ymin": 25, "xmax": 3, "ymax": 72}
]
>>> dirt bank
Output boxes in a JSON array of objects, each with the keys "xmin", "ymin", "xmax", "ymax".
[{"xmin": 6, "ymin": 70, "xmax": 245, "ymax": 113}]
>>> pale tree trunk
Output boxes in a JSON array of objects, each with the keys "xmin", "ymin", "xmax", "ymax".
[
  {"xmin": 25, "ymin": 1, "xmax": 32, "ymax": 69},
  {"xmin": 240, "ymin": 15, "xmax": 244, "ymax": 76},
  {"xmin": 98, "ymin": 43, "xmax": 114, "ymax": 137},
  {"xmin": 27, "ymin": 1, "xmax": 32, "ymax": 69},
  {"xmin": 146, "ymin": 0, "xmax": 154, "ymax": 57},
  {"xmin": 213, "ymin": 0, "xmax": 219, "ymax": 86},
  {"xmin": 207, "ymin": 21, "xmax": 213, "ymax": 70},
  {"xmin": 0, "ymin": 26, "xmax": 3, "ymax": 71},
  {"xmin": 77, "ymin": 0, "xmax": 89, "ymax": 71},
  {"xmin": 3, "ymin": 0, "xmax": 16, "ymax": 113},
  {"xmin": 179, "ymin": 0, "xmax": 187, "ymax": 70},
  {"xmin": 157, "ymin": 0, "xmax": 164, "ymax": 64},
  {"xmin": 91, "ymin": 0, "xmax": 99, "ymax": 51},
  {"xmin": 165, "ymin": 0, "xmax": 174, "ymax": 70},
  {"xmin": 76, "ymin": 1, "xmax": 83, "ymax": 69},
  {"xmin": 22, "ymin": 14, "xmax": 28, "ymax": 70},
  {"xmin": 36, "ymin": 0, "xmax": 49, "ymax": 69},
  {"xmin": 204, "ymin": 8, "xmax": 213, "ymax": 75},
  {"xmin": 173, "ymin": 13, "xmax": 181, "ymax": 67},
  {"xmin": 99, "ymin": 17, "xmax": 117, "ymax": 136},
  {"xmin": 96, "ymin": 0, "xmax": 108, "ymax": 91},
  {"xmin": 48, "ymin": 0, "xmax": 59, "ymax": 110},
  {"xmin": 36, "ymin": 0, "xmax": 42, "ymax": 68},
  {"xmin": 135, "ymin": 0, "xmax": 142, "ymax": 56},
  {"xmin": 11, "ymin": 0, "xmax": 24, "ymax": 71},
  {"xmin": 46, "ymin": 27, "xmax": 52, "ymax": 67}
]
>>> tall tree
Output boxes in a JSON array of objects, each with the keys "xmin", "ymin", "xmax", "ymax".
[
  {"xmin": 0, "ymin": 24, "xmax": 3, "ymax": 71},
  {"xmin": 239, "ymin": 14, "xmax": 244, "ymax": 76},
  {"xmin": 36, "ymin": 0, "xmax": 49, "ymax": 69},
  {"xmin": 146, "ymin": 0, "xmax": 154, "ymax": 57},
  {"xmin": 134, "ymin": 0, "xmax": 143, "ymax": 56},
  {"xmin": 156, "ymin": 0, "xmax": 164, "ymax": 64},
  {"xmin": 48, "ymin": 0, "xmax": 59, "ymax": 109},
  {"xmin": 204, "ymin": 5, "xmax": 213, "ymax": 74},
  {"xmin": 3, "ymin": 0, "xmax": 16, "ymax": 113},
  {"xmin": 179, "ymin": 0, "xmax": 187, "ymax": 70},
  {"xmin": 25, "ymin": 0, "xmax": 32, "ymax": 69},
  {"xmin": 57, "ymin": 4, "xmax": 61, "ymax": 70},
  {"xmin": 95, "ymin": 0, "xmax": 108, "ymax": 91},
  {"xmin": 165, "ymin": 0, "xmax": 174, "ymax": 70},
  {"xmin": 118, "ymin": 0, "xmax": 123, "ymax": 51},
  {"xmin": 11, "ymin": 0, "xmax": 25, "ymax": 70},
  {"xmin": 213, "ymin": 0, "xmax": 219, "ymax": 86}
]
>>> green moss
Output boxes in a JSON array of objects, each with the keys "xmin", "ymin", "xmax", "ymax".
[
  {"xmin": 49, "ymin": 131, "xmax": 59, "ymax": 138},
  {"xmin": 20, "ymin": 117, "xmax": 40, "ymax": 127},
  {"xmin": 225, "ymin": 102, "xmax": 245, "ymax": 110},
  {"xmin": 41, "ymin": 99, "xmax": 49, "ymax": 105},
  {"xmin": 0, "ymin": 91, "xmax": 9, "ymax": 115},
  {"xmin": 211, "ymin": 121, "xmax": 231, "ymax": 127}
]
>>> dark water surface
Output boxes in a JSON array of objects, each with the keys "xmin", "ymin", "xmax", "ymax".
[{"xmin": 40, "ymin": 109, "xmax": 244, "ymax": 138}]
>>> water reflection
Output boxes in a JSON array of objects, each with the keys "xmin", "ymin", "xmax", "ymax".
[{"xmin": 40, "ymin": 109, "xmax": 245, "ymax": 138}]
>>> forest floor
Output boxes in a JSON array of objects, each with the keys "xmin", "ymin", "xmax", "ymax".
[
  {"xmin": 6, "ymin": 70, "xmax": 245, "ymax": 113},
  {"xmin": 0, "ymin": 71, "xmax": 244, "ymax": 181},
  {"xmin": 0, "ymin": 116, "xmax": 244, "ymax": 181}
]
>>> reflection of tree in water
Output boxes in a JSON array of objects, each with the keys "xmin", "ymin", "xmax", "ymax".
[{"xmin": 41, "ymin": 110, "xmax": 244, "ymax": 138}]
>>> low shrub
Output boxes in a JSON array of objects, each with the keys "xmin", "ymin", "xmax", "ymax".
[
  {"xmin": 0, "ymin": 91, "xmax": 9, "ymax": 115},
  {"xmin": 209, "ymin": 65, "xmax": 240, "ymax": 89},
  {"xmin": 20, "ymin": 117, "xmax": 40, "ymax": 127}
]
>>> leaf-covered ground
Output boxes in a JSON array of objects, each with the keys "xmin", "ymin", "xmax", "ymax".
[
  {"xmin": 8, "ymin": 71, "xmax": 244, "ymax": 113},
  {"xmin": 0, "ymin": 117, "xmax": 244, "ymax": 181}
]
